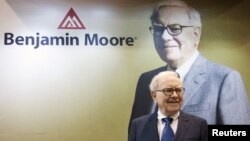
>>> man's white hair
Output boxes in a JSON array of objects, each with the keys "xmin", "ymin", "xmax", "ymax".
[
  {"xmin": 150, "ymin": 0, "xmax": 202, "ymax": 27},
  {"xmin": 149, "ymin": 71, "xmax": 180, "ymax": 91}
]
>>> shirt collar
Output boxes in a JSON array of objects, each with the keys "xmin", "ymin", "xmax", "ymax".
[
  {"xmin": 167, "ymin": 51, "xmax": 199, "ymax": 80},
  {"xmin": 157, "ymin": 109, "xmax": 179, "ymax": 121}
]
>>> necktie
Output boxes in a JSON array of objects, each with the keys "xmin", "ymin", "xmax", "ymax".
[{"xmin": 161, "ymin": 118, "xmax": 174, "ymax": 141}]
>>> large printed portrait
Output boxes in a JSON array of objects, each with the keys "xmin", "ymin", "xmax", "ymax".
[{"xmin": 128, "ymin": 0, "xmax": 250, "ymax": 134}]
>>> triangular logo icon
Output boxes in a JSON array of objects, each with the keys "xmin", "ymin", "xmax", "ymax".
[{"xmin": 58, "ymin": 8, "xmax": 85, "ymax": 29}]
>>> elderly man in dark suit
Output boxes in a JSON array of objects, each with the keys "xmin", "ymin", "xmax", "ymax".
[
  {"xmin": 128, "ymin": 71, "xmax": 208, "ymax": 141},
  {"xmin": 129, "ymin": 0, "xmax": 250, "ymax": 131}
]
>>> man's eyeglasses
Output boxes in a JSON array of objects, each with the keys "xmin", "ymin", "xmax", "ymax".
[
  {"xmin": 155, "ymin": 87, "xmax": 185, "ymax": 96},
  {"xmin": 149, "ymin": 24, "xmax": 194, "ymax": 36}
]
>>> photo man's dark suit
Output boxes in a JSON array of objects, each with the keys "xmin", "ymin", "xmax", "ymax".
[
  {"xmin": 128, "ymin": 111, "xmax": 208, "ymax": 141},
  {"xmin": 129, "ymin": 54, "xmax": 250, "ymax": 131}
]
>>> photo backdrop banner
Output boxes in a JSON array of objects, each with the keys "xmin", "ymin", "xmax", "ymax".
[{"xmin": 0, "ymin": 0, "xmax": 249, "ymax": 141}]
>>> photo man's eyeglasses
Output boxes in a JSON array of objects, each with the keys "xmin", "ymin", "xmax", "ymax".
[
  {"xmin": 149, "ymin": 24, "xmax": 194, "ymax": 36},
  {"xmin": 155, "ymin": 87, "xmax": 185, "ymax": 96}
]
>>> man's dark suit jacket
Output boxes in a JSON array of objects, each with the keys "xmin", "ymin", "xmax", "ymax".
[
  {"xmin": 129, "ymin": 55, "xmax": 250, "ymax": 132},
  {"xmin": 128, "ymin": 111, "xmax": 208, "ymax": 141}
]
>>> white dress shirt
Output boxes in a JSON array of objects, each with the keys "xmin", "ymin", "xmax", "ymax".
[
  {"xmin": 167, "ymin": 50, "xmax": 199, "ymax": 81},
  {"xmin": 157, "ymin": 110, "xmax": 179, "ymax": 141}
]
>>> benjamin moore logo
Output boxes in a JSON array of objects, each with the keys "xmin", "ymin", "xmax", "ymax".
[
  {"xmin": 58, "ymin": 8, "xmax": 85, "ymax": 29},
  {"xmin": 3, "ymin": 7, "xmax": 137, "ymax": 49}
]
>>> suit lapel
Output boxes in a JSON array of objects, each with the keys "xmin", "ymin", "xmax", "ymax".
[
  {"xmin": 182, "ymin": 55, "xmax": 207, "ymax": 108},
  {"xmin": 174, "ymin": 112, "xmax": 190, "ymax": 141},
  {"xmin": 141, "ymin": 112, "xmax": 160, "ymax": 141}
]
